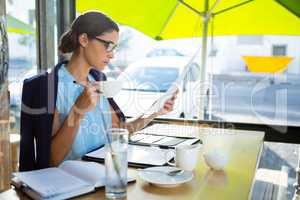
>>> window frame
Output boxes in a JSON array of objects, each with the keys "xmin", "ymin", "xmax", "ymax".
[{"xmin": 36, "ymin": 0, "xmax": 76, "ymax": 72}]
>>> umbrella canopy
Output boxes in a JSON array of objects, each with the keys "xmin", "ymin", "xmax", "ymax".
[
  {"xmin": 77, "ymin": 0, "xmax": 300, "ymax": 40},
  {"xmin": 7, "ymin": 14, "xmax": 35, "ymax": 35}
]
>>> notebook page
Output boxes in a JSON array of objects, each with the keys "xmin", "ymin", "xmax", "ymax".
[
  {"xmin": 14, "ymin": 168, "xmax": 91, "ymax": 198},
  {"xmin": 59, "ymin": 160, "xmax": 105, "ymax": 188},
  {"xmin": 136, "ymin": 124, "xmax": 201, "ymax": 137},
  {"xmin": 137, "ymin": 135, "xmax": 165, "ymax": 144}
]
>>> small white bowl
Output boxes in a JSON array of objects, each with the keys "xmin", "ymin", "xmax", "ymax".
[
  {"xmin": 203, "ymin": 150, "xmax": 229, "ymax": 171},
  {"xmin": 98, "ymin": 80, "xmax": 123, "ymax": 97}
]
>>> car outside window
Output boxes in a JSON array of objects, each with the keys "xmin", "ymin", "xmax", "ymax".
[{"xmin": 121, "ymin": 67, "xmax": 179, "ymax": 92}]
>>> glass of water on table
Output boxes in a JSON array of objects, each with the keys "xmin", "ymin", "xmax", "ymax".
[{"xmin": 105, "ymin": 128, "xmax": 128, "ymax": 199}]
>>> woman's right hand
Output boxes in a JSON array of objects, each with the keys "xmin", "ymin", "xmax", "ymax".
[{"xmin": 73, "ymin": 82, "xmax": 101, "ymax": 116}]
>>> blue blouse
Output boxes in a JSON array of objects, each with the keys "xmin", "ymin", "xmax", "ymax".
[{"xmin": 56, "ymin": 65, "xmax": 112, "ymax": 160}]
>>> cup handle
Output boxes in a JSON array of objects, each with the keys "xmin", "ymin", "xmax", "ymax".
[{"xmin": 165, "ymin": 150, "xmax": 176, "ymax": 166}]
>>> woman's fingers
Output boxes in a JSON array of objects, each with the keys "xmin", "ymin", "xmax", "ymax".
[
  {"xmin": 88, "ymin": 81, "xmax": 102, "ymax": 94},
  {"xmin": 163, "ymin": 99, "xmax": 174, "ymax": 110},
  {"xmin": 165, "ymin": 99, "xmax": 174, "ymax": 106},
  {"xmin": 85, "ymin": 82, "xmax": 101, "ymax": 94},
  {"xmin": 74, "ymin": 82, "xmax": 102, "ymax": 115},
  {"xmin": 83, "ymin": 85, "xmax": 101, "ymax": 107}
]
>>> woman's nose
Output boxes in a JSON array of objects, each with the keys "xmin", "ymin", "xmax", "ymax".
[{"xmin": 108, "ymin": 51, "xmax": 114, "ymax": 59}]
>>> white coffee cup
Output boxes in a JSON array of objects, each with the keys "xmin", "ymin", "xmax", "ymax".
[
  {"xmin": 166, "ymin": 144, "xmax": 201, "ymax": 171},
  {"xmin": 98, "ymin": 80, "xmax": 123, "ymax": 98}
]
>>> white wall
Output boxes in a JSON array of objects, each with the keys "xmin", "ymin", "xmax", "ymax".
[{"xmin": 208, "ymin": 36, "xmax": 300, "ymax": 75}]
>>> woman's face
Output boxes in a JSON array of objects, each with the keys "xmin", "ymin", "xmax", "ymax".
[{"xmin": 83, "ymin": 30, "xmax": 119, "ymax": 71}]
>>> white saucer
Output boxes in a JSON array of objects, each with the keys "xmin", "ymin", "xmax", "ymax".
[{"xmin": 138, "ymin": 166, "xmax": 193, "ymax": 188}]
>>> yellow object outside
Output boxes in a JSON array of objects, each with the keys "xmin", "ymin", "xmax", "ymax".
[{"xmin": 242, "ymin": 56, "xmax": 293, "ymax": 73}]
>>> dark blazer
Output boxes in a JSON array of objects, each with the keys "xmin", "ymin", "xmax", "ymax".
[{"xmin": 19, "ymin": 61, "xmax": 125, "ymax": 171}]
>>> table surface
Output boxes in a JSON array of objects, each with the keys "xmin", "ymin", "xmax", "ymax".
[{"xmin": 0, "ymin": 126, "xmax": 265, "ymax": 200}]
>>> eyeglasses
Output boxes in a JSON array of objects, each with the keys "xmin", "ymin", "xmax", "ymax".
[{"xmin": 94, "ymin": 37, "xmax": 118, "ymax": 52}]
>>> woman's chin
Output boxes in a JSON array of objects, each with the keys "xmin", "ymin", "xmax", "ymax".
[{"xmin": 92, "ymin": 64, "xmax": 106, "ymax": 71}]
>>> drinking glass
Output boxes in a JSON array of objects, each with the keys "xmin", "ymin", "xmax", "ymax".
[{"xmin": 105, "ymin": 128, "xmax": 128, "ymax": 199}]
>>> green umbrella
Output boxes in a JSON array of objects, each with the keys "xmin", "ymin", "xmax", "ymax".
[
  {"xmin": 77, "ymin": 0, "xmax": 300, "ymax": 118},
  {"xmin": 77, "ymin": 0, "xmax": 300, "ymax": 39},
  {"xmin": 7, "ymin": 14, "xmax": 35, "ymax": 35}
]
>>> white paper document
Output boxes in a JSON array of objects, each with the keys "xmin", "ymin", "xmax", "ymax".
[{"xmin": 145, "ymin": 56, "xmax": 197, "ymax": 114}]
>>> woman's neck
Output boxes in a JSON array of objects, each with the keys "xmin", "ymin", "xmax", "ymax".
[{"xmin": 66, "ymin": 51, "xmax": 90, "ymax": 82}]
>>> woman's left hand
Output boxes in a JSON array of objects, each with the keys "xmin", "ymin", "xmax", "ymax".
[{"xmin": 156, "ymin": 89, "xmax": 179, "ymax": 116}]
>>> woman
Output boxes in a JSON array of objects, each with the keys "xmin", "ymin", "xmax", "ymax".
[{"xmin": 19, "ymin": 11, "xmax": 177, "ymax": 170}]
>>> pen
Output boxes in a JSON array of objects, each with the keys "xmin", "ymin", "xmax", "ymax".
[{"xmin": 73, "ymin": 80, "xmax": 102, "ymax": 94}]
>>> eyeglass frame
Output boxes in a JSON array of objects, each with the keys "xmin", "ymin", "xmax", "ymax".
[{"xmin": 93, "ymin": 37, "xmax": 118, "ymax": 52}]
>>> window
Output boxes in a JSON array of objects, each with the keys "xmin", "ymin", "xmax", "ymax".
[
  {"xmin": 272, "ymin": 45, "xmax": 287, "ymax": 56},
  {"xmin": 6, "ymin": 0, "xmax": 37, "ymax": 132},
  {"xmin": 210, "ymin": 36, "xmax": 300, "ymax": 127},
  {"xmin": 75, "ymin": 2, "xmax": 300, "ymax": 126}
]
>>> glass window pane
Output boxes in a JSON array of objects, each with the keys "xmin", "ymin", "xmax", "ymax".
[
  {"xmin": 209, "ymin": 35, "xmax": 300, "ymax": 127},
  {"xmin": 75, "ymin": 2, "xmax": 300, "ymax": 125},
  {"xmin": 7, "ymin": 0, "xmax": 36, "ymax": 136}
]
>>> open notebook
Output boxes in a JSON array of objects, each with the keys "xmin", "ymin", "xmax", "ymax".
[{"xmin": 12, "ymin": 160, "xmax": 135, "ymax": 200}]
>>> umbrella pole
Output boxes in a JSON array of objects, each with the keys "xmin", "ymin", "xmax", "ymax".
[
  {"xmin": 198, "ymin": 0, "xmax": 210, "ymax": 120},
  {"xmin": 199, "ymin": 0, "xmax": 221, "ymax": 120},
  {"xmin": 199, "ymin": 17, "xmax": 209, "ymax": 120}
]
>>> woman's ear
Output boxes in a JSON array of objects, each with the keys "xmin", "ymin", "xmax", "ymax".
[{"xmin": 78, "ymin": 33, "xmax": 89, "ymax": 48}]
